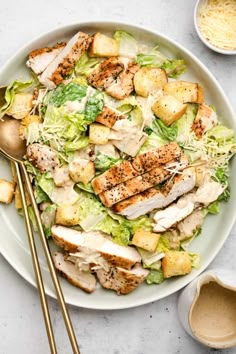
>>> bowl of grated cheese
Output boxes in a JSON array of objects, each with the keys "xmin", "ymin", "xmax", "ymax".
[{"xmin": 194, "ymin": 0, "xmax": 236, "ymax": 55}]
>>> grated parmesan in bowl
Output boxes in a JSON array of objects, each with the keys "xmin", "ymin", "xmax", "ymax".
[{"xmin": 194, "ymin": 0, "xmax": 236, "ymax": 55}]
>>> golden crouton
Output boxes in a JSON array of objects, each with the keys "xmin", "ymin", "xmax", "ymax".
[
  {"xmin": 134, "ymin": 67, "xmax": 168, "ymax": 97},
  {"xmin": 152, "ymin": 95, "xmax": 187, "ymax": 126},
  {"xmin": 163, "ymin": 81, "xmax": 203, "ymax": 104},
  {"xmin": 88, "ymin": 32, "xmax": 119, "ymax": 57},
  {"xmin": 162, "ymin": 251, "xmax": 192, "ymax": 278},
  {"xmin": 132, "ymin": 229, "xmax": 160, "ymax": 252},
  {"xmin": 55, "ymin": 205, "xmax": 80, "ymax": 226},
  {"xmin": 89, "ymin": 123, "xmax": 110, "ymax": 144},
  {"xmin": 69, "ymin": 159, "xmax": 95, "ymax": 185},
  {"xmin": 0, "ymin": 179, "xmax": 15, "ymax": 204}
]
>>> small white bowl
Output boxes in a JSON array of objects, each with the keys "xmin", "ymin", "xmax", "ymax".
[{"xmin": 194, "ymin": 0, "xmax": 236, "ymax": 55}]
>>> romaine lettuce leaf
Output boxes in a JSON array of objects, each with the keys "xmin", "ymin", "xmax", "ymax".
[
  {"xmin": 0, "ymin": 80, "xmax": 32, "ymax": 118},
  {"xmin": 208, "ymin": 125, "xmax": 235, "ymax": 141},
  {"xmin": 94, "ymin": 152, "xmax": 123, "ymax": 173},
  {"xmin": 85, "ymin": 91, "xmax": 104, "ymax": 121},
  {"xmin": 44, "ymin": 82, "xmax": 87, "ymax": 108},
  {"xmin": 161, "ymin": 59, "xmax": 186, "ymax": 78},
  {"xmin": 189, "ymin": 253, "xmax": 200, "ymax": 269},
  {"xmin": 175, "ymin": 104, "xmax": 197, "ymax": 143},
  {"xmin": 113, "ymin": 30, "xmax": 138, "ymax": 58},
  {"xmin": 41, "ymin": 105, "xmax": 91, "ymax": 151},
  {"xmin": 213, "ymin": 167, "xmax": 230, "ymax": 202},
  {"xmin": 156, "ymin": 236, "xmax": 170, "ymax": 252},
  {"xmin": 135, "ymin": 48, "xmax": 186, "ymax": 78},
  {"xmin": 152, "ymin": 118, "xmax": 178, "ymax": 141},
  {"xmin": 146, "ymin": 269, "xmax": 164, "ymax": 284},
  {"xmin": 207, "ymin": 200, "xmax": 220, "ymax": 214},
  {"xmin": 41, "ymin": 204, "xmax": 57, "ymax": 238},
  {"xmin": 74, "ymin": 53, "xmax": 101, "ymax": 77}
]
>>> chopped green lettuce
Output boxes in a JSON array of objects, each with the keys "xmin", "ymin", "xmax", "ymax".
[
  {"xmin": 36, "ymin": 173, "xmax": 55, "ymax": 200},
  {"xmin": 146, "ymin": 269, "xmax": 164, "ymax": 284},
  {"xmin": 76, "ymin": 182, "xmax": 95, "ymax": 194},
  {"xmin": 156, "ymin": 236, "xmax": 170, "ymax": 252},
  {"xmin": 94, "ymin": 152, "xmax": 123, "ymax": 173},
  {"xmin": 41, "ymin": 105, "xmax": 91, "ymax": 151},
  {"xmin": 135, "ymin": 47, "xmax": 186, "ymax": 78},
  {"xmin": 64, "ymin": 136, "xmax": 90, "ymax": 152},
  {"xmin": 152, "ymin": 119, "xmax": 178, "ymax": 141},
  {"xmin": 175, "ymin": 104, "xmax": 197, "ymax": 143},
  {"xmin": 44, "ymin": 82, "xmax": 87, "ymax": 108},
  {"xmin": 34, "ymin": 185, "xmax": 51, "ymax": 204},
  {"xmin": 189, "ymin": 253, "xmax": 200, "ymax": 269},
  {"xmin": 161, "ymin": 59, "xmax": 186, "ymax": 78},
  {"xmin": 208, "ymin": 125, "xmax": 235, "ymax": 141},
  {"xmin": 138, "ymin": 130, "xmax": 167, "ymax": 154},
  {"xmin": 0, "ymin": 80, "xmax": 32, "ymax": 117},
  {"xmin": 84, "ymin": 91, "xmax": 104, "ymax": 121},
  {"xmin": 41, "ymin": 204, "xmax": 57, "ymax": 238},
  {"xmin": 28, "ymin": 205, "xmax": 38, "ymax": 231},
  {"xmin": 213, "ymin": 167, "xmax": 230, "ymax": 202},
  {"xmin": 207, "ymin": 200, "xmax": 220, "ymax": 214},
  {"xmin": 74, "ymin": 53, "xmax": 101, "ymax": 77},
  {"xmin": 113, "ymin": 30, "xmax": 138, "ymax": 58}
]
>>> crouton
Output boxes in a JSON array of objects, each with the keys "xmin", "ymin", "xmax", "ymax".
[
  {"xmin": 89, "ymin": 123, "xmax": 110, "ymax": 144},
  {"xmin": 152, "ymin": 95, "xmax": 187, "ymax": 126},
  {"xmin": 69, "ymin": 159, "xmax": 95, "ymax": 185},
  {"xmin": 0, "ymin": 179, "xmax": 15, "ymax": 204},
  {"xmin": 163, "ymin": 81, "xmax": 203, "ymax": 104},
  {"xmin": 55, "ymin": 205, "xmax": 80, "ymax": 226},
  {"xmin": 132, "ymin": 229, "xmax": 160, "ymax": 252},
  {"xmin": 134, "ymin": 67, "xmax": 168, "ymax": 97},
  {"xmin": 162, "ymin": 251, "xmax": 192, "ymax": 278},
  {"xmin": 88, "ymin": 32, "xmax": 119, "ymax": 57}
]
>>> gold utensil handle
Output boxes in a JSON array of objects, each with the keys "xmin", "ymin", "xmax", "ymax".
[
  {"xmin": 20, "ymin": 162, "xmax": 80, "ymax": 354},
  {"xmin": 15, "ymin": 162, "xmax": 57, "ymax": 354}
]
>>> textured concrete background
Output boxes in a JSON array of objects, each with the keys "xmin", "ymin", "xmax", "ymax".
[{"xmin": 0, "ymin": 0, "xmax": 236, "ymax": 353}]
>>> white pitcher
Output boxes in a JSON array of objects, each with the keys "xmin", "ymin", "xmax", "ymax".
[{"xmin": 178, "ymin": 268, "xmax": 236, "ymax": 348}]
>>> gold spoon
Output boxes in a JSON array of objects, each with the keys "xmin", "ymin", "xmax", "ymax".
[{"xmin": 0, "ymin": 112, "xmax": 79, "ymax": 353}]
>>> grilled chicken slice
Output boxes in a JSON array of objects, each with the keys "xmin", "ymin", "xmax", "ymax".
[
  {"xmin": 51, "ymin": 226, "xmax": 141, "ymax": 270},
  {"xmin": 131, "ymin": 142, "xmax": 182, "ymax": 174},
  {"xmin": 53, "ymin": 251, "xmax": 96, "ymax": 293},
  {"xmin": 87, "ymin": 57, "xmax": 124, "ymax": 90},
  {"xmin": 153, "ymin": 175, "xmax": 224, "ymax": 232},
  {"xmin": 113, "ymin": 167, "xmax": 196, "ymax": 219},
  {"xmin": 99, "ymin": 154, "xmax": 189, "ymax": 207},
  {"xmin": 92, "ymin": 160, "xmax": 140, "ymax": 195},
  {"xmin": 105, "ymin": 61, "xmax": 140, "ymax": 100},
  {"xmin": 92, "ymin": 142, "xmax": 183, "ymax": 194},
  {"xmin": 192, "ymin": 104, "xmax": 217, "ymax": 139},
  {"xmin": 39, "ymin": 31, "xmax": 92, "ymax": 89},
  {"xmin": 153, "ymin": 193, "xmax": 196, "ymax": 232},
  {"xmin": 26, "ymin": 143, "xmax": 59, "ymax": 172},
  {"xmin": 26, "ymin": 42, "xmax": 66, "ymax": 75},
  {"xmin": 96, "ymin": 263, "xmax": 149, "ymax": 295},
  {"xmin": 87, "ymin": 57, "xmax": 139, "ymax": 100},
  {"xmin": 95, "ymin": 105, "xmax": 126, "ymax": 128}
]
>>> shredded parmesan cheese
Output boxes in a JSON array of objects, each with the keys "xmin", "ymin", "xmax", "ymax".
[{"xmin": 198, "ymin": 0, "xmax": 236, "ymax": 50}]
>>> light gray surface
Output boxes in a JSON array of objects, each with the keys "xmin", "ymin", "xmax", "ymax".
[{"xmin": 0, "ymin": 0, "xmax": 235, "ymax": 353}]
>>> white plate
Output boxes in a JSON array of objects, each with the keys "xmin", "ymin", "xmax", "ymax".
[{"xmin": 0, "ymin": 22, "xmax": 236, "ymax": 310}]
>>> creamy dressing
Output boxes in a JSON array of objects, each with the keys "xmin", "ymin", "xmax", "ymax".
[{"xmin": 191, "ymin": 282, "xmax": 236, "ymax": 342}]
